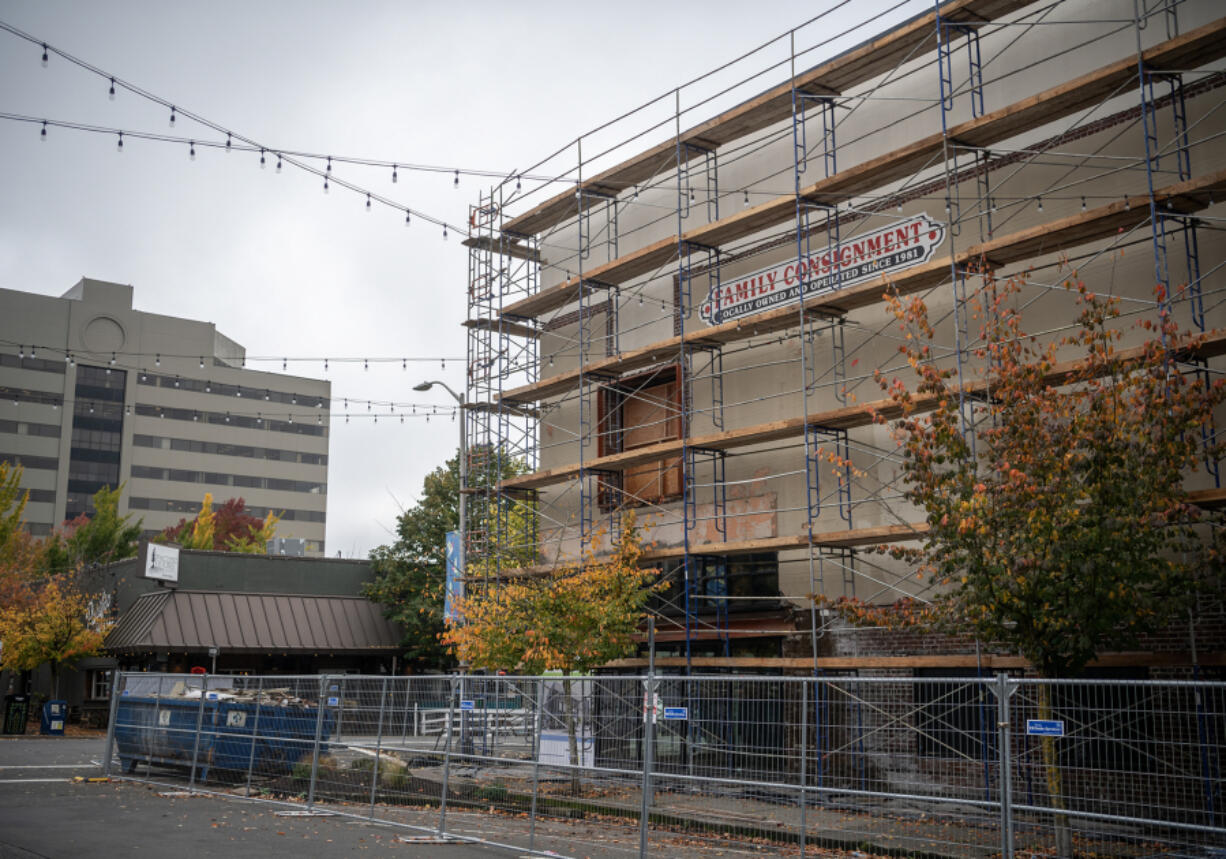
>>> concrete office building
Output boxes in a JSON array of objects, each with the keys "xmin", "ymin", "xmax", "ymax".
[
  {"xmin": 463, "ymin": 0, "xmax": 1226, "ymax": 669},
  {"xmin": 0, "ymin": 278, "xmax": 330, "ymax": 553}
]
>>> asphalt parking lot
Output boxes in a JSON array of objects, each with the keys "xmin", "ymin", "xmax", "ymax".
[{"xmin": 0, "ymin": 737, "xmax": 507, "ymax": 858}]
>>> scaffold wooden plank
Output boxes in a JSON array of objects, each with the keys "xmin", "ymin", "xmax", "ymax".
[
  {"xmin": 499, "ymin": 168, "xmax": 1226, "ymax": 406},
  {"xmin": 499, "ymin": 327, "xmax": 1226, "ymax": 492},
  {"xmin": 499, "ymin": 0, "xmax": 1034, "ymax": 239},
  {"xmin": 500, "ymin": 19, "xmax": 1226, "ymax": 321}
]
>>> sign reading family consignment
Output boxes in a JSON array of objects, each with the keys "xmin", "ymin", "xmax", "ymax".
[{"xmin": 698, "ymin": 214, "xmax": 946, "ymax": 325}]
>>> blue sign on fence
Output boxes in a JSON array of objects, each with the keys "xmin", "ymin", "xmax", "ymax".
[
  {"xmin": 460, "ymin": 700, "xmax": 475, "ymax": 711},
  {"xmin": 662, "ymin": 707, "xmax": 688, "ymax": 720},
  {"xmin": 326, "ymin": 696, "xmax": 339, "ymax": 707},
  {"xmin": 1026, "ymin": 719, "xmax": 1065, "ymax": 736}
]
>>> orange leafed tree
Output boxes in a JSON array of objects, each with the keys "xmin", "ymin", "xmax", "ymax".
[
  {"xmin": 443, "ymin": 510, "xmax": 665, "ymax": 788},
  {"xmin": 0, "ymin": 576, "xmax": 113, "ymax": 697},
  {"xmin": 824, "ymin": 269, "xmax": 1225, "ymax": 856}
]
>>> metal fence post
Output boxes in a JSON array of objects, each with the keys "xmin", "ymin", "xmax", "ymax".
[
  {"xmin": 306, "ymin": 674, "xmax": 329, "ymax": 811},
  {"xmin": 102, "ymin": 669, "xmax": 123, "ymax": 778},
  {"xmin": 188, "ymin": 673, "xmax": 209, "ymax": 792},
  {"xmin": 997, "ymin": 673, "xmax": 1015, "ymax": 859},
  {"xmin": 528, "ymin": 676, "xmax": 544, "ymax": 853},
  {"xmin": 244, "ymin": 677, "xmax": 264, "ymax": 798},
  {"xmin": 369, "ymin": 676, "xmax": 389, "ymax": 819},
  {"xmin": 799, "ymin": 677, "xmax": 808, "ymax": 855},
  {"xmin": 639, "ymin": 618, "xmax": 656, "ymax": 858},
  {"xmin": 438, "ymin": 674, "xmax": 458, "ymax": 837}
]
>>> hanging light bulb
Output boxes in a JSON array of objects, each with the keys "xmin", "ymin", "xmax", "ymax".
[
  {"xmin": 516, "ymin": 174, "xmax": 522, "ymax": 192},
  {"xmin": 18, "ymin": 346, "xmax": 24, "ymax": 360},
  {"xmin": 441, "ymin": 358, "xmax": 446, "ymax": 370},
  {"xmin": 199, "ymin": 356, "xmax": 205, "ymax": 369},
  {"xmin": 1124, "ymin": 196, "xmax": 1130, "ymax": 211},
  {"xmin": 324, "ymin": 358, "xmax": 329, "ymax": 373},
  {"xmin": 29, "ymin": 346, "xmax": 35, "ymax": 359},
  {"xmin": 192, "ymin": 411, "xmax": 198, "ymax": 421},
  {"xmin": 282, "ymin": 358, "xmax": 287, "ymax": 371},
  {"xmin": 155, "ymin": 353, "xmax": 161, "ymax": 367},
  {"xmin": 405, "ymin": 210, "xmax": 411, "ymax": 226},
  {"xmin": 443, "ymin": 224, "xmax": 448, "ymax": 241},
  {"xmin": 373, "ymin": 414, "xmax": 377, "ymax": 424},
  {"xmin": 392, "ymin": 164, "xmax": 398, "ymax": 183},
  {"xmin": 323, "ymin": 176, "xmax": 329, "ymax": 192},
  {"xmin": 744, "ymin": 190, "xmax": 750, "ymax": 207},
  {"xmin": 1081, "ymin": 196, "xmax": 1087, "ymax": 211},
  {"xmin": 125, "ymin": 404, "xmax": 130, "ymax": 415},
  {"xmin": 108, "ymin": 77, "xmax": 116, "ymax": 99},
  {"xmin": 236, "ymin": 388, "xmax": 242, "ymax": 397},
  {"xmin": 317, "ymin": 414, "xmax": 322, "ymax": 425},
  {"xmin": 291, "ymin": 394, "xmax": 296, "ymax": 404},
  {"xmin": 633, "ymin": 185, "xmax": 639, "ymax": 199},
  {"xmin": 897, "ymin": 201, "xmax": 903, "ymax": 213},
  {"xmin": 89, "ymin": 402, "xmax": 94, "ymax": 414},
  {"xmin": 944, "ymin": 198, "xmax": 950, "ymax": 213},
  {"xmin": 364, "ymin": 359, "xmax": 368, "ymax": 371},
  {"xmin": 276, "ymin": 154, "xmax": 282, "ymax": 172},
  {"xmin": 454, "ymin": 169, "xmax": 459, "ymax": 188},
  {"xmin": 1037, "ymin": 197, "xmax": 1043, "ymax": 212},
  {"xmin": 639, "ymin": 294, "xmax": 644, "ymax": 306},
  {"xmin": 260, "ymin": 148, "xmax": 266, "ymax": 168},
  {"xmin": 264, "ymin": 389, "xmax": 270, "ymax": 401},
  {"xmin": 225, "ymin": 132, "xmax": 232, "ymax": 152},
  {"xmin": 326, "ymin": 156, "xmax": 332, "ymax": 173},
  {"xmin": 205, "ymin": 381, "xmax": 211, "ymax": 393},
  {"xmin": 288, "ymin": 414, "xmax": 293, "ymax": 424},
  {"xmin": 400, "ymin": 415, "xmax": 404, "ymax": 424},
  {"xmin": 189, "ymin": 141, "xmax": 196, "ymax": 160},
  {"xmin": 366, "ymin": 193, "xmax": 372, "ymax": 211},
  {"xmin": 225, "ymin": 412, "xmax": 230, "ymax": 423},
  {"xmin": 116, "ymin": 131, "xmax": 123, "ymax": 151},
  {"xmin": 402, "ymin": 358, "xmax": 407, "ymax": 370},
  {"xmin": 173, "ymin": 376, "xmax": 180, "ymax": 388},
  {"xmin": 40, "ymin": 121, "xmax": 47, "ymax": 141},
  {"xmin": 65, "ymin": 352, "xmax": 71, "ymax": 364},
  {"xmin": 169, "ymin": 106, "xmax": 176, "ymax": 125},
  {"xmin": 689, "ymin": 187, "xmax": 695, "ymax": 203},
  {"xmin": 140, "ymin": 369, "xmax": 146, "ymax": 381},
  {"xmin": 256, "ymin": 413, "xmax": 262, "ymax": 424},
  {"xmin": 41, "ymin": 44, "xmax": 48, "ymax": 66}
]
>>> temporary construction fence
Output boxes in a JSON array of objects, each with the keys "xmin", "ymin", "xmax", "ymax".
[{"xmin": 103, "ymin": 671, "xmax": 1226, "ymax": 857}]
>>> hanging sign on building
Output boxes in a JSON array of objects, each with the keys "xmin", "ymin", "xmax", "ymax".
[
  {"xmin": 144, "ymin": 542, "xmax": 179, "ymax": 583},
  {"xmin": 699, "ymin": 213, "xmax": 946, "ymax": 325}
]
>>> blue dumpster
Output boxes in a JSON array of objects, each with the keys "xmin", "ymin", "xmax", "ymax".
[
  {"xmin": 39, "ymin": 700, "xmax": 66, "ymax": 735},
  {"xmin": 115, "ymin": 694, "xmax": 334, "ymax": 782}
]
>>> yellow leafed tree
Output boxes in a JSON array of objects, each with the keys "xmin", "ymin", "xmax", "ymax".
[{"xmin": 0, "ymin": 576, "xmax": 113, "ymax": 697}]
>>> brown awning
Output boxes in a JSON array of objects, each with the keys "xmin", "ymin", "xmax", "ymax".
[{"xmin": 105, "ymin": 590, "xmax": 402, "ymax": 654}]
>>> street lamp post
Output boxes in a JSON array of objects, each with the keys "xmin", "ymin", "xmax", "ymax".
[{"xmin": 413, "ymin": 380, "xmax": 466, "ymax": 584}]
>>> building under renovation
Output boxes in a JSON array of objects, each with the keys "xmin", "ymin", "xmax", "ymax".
[{"xmin": 461, "ymin": 0, "xmax": 1226, "ymax": 672}]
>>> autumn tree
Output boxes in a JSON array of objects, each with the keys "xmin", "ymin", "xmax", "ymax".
[
  {"xmin": 443, "ymin": 511, "xmax": 664, "ymax": 789},
  {"xmin": 827, "ymin": 271, "xmax": 1225, "ymax": 855},
  {"xmin": 363, "ymin": 447, "xmax": 533, "ymax": 671},
  {"xmin": 43, "ymin": 484, "xmax": 142, "ymax": 575},
  {"xmin": 0, "ymin": 462, "xmax": 42, "ymax": 606},
  {"xmin": 154, "ymin": 494, "xmax": 281, "ymax": 553},
  {"xmin": 0, "ymin": 576, "xmax": 113, "ymax": 697}
]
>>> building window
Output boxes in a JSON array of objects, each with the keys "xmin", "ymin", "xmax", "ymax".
[
  {"xmin": 599, "ymin": 365, "xmax": 683, "ymax": 507},
  {"xmin": 87, "ymin": 669, "xmax": 112, "ymax": 700},
  {"xmin": 651, "ymin": 553, "xmax": 780, "ymax": 619}
]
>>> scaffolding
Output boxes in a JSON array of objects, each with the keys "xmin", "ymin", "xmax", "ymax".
[{"xmin": 462, "ymin": 0, "xmax": 1226, "ymax": 669}]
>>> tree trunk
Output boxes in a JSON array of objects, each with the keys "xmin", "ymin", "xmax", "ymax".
[
  {"xmin": 562, "ymin": 674, "xmax": 580, "ymax": 795},
  {"xmin": 1037, "ymin": 683, "xmax": 1073, "ymax": 858}
]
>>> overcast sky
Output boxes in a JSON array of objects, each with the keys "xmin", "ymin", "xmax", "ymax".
[{"xmin": 0, "ymin": 0, "xmax": 920, "ymax": 557}]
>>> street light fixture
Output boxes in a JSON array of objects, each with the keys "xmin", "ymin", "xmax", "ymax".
[{"xmin": 414, "ymin": 380, "xmax": 466, "ymax": 588}]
